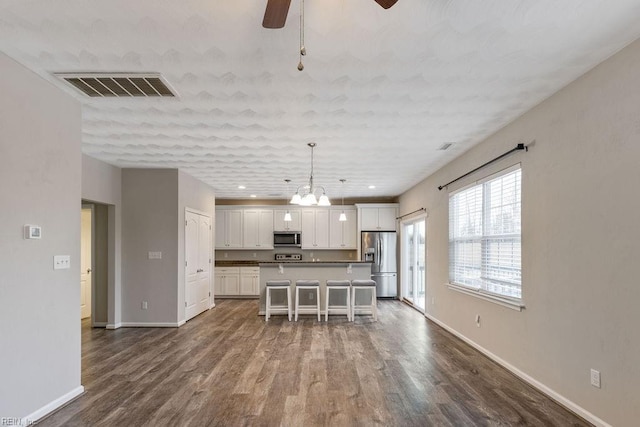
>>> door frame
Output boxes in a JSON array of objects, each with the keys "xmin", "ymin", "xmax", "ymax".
[
  {"xmin": 81, "ymin": 203, "xmax": 95, "ymax": 325},
  {"xmin": 184, "ymin": 207, "xmax": 213, "ymax": 322},
  {"xmin": 400, "ymin": 213, "xmax": 428, "ymax": 312}
]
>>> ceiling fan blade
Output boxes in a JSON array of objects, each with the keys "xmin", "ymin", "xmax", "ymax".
[
  {"xmin": 374, "ymin": 0, "xmax": 399, "ymax": 9},
  {"xmin": 263, "ymin": 0, "xmax": 292, "ymax": 29}
]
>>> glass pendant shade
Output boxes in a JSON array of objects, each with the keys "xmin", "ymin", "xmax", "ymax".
[
  {"xmin": 339, "ymin": 211, "xmax": 347, "ymax": 221},
  {"xmin": 290, "ymin": 193, "xmax": 302, "ymax": 204},
  {"xmin": 284, "ymin": 211, "xmax": 292, "ymax": 222},
  {"xmin": 318, "ymin": 194, "xmax": 331, "ymax": 206}
]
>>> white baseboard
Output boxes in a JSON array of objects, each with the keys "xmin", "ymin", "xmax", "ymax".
[
  {"xmin": 22, "ymin": 385, "xmax": 84, "ymax": 424},
  {"xmin": 424, "ymin": 313, "xmax": 611, "ymax": 427},
  {"xmin": 105, "ymin": 322, "xmax": 121, "ymax": 330},
  {"xmin": 119, "ymin": 322, "xmax": 180, "ymax": 328},
  {"xmin": 177, "ymin": 320, "xmax": 186, "ymax": 327}
]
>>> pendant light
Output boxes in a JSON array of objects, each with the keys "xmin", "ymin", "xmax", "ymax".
[
  {"xmin": 290, "ymin": 143, "xmax": 331, "ymax": 206},
  {"xmin": 339, "ymin": 179, "xmax": 347, "ymax": 221},
  {"xmin": 283, "ymin": 179, "xmax": 292, "ymax": 222}
]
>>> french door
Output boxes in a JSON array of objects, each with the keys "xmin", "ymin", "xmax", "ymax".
[{"xmin": 402, "ymin": 217, "xmax": 426, "ymax": 311}]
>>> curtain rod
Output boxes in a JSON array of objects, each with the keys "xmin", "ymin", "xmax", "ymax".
[
  {"xmin": 396, "ymin": 207, "xmax": 426, "ymax": 220},
  {"xmin": 438, "ymin": 143, "xmax": 528, "ymax": 191}
]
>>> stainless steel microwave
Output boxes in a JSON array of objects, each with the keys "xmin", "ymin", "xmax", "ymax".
[{"xmin": 273, "ymin": 231, "xmax": 301, "ymax": 247}]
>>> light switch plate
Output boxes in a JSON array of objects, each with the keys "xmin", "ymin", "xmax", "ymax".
[
  {"xmin": 54, "ymin": 255, "xmax": 70, "ymax": 270},
  {"xmin": 148, "ymin": 251, "xmax": 162, "ymax": 259}
]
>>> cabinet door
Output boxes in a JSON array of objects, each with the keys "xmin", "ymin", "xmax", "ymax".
[
  {"xmin": 214, "ymin": 272, "xmax": 225, "ymax": 296},
  {"xmin": 360, "ymin": 208, "xmax": 379, "ymax": 231},
  {"xmin": 301, "ymin": 209, "xmax": 316, "ymax": 248},
  {"xmin": 215, "ymin": 211, "xmax": 226, "ymax": 248},
  {"xmin": 226, "ymin": 210, "xmax": 244, "ymax": 248},
  {"xmin": 273, "ymin": 209, "xmax": 301, "ymax": 231},
  {"xmin": 258, "ymin": 210, "xmax": 274, "ymax": 248},
  {"xmin": 377, "ymin": 207, "xmax": 398, "ymax": 231},
  {"xmin": 243, "ymin": 210, "xmax": 260, "ymax": 248},
  {"xmin": 330, "ymin": 208, "xmax": 357, "ymax": 248},
  {"xmin": 240, "ymin": 268, "xmax": 260, "ymax": 296},
  {"xmin": 314, "ymin": 209, "xmax": 330, "ymax": 249},
  {"xmin": 224, "ymin": 274, "xmax": 240, "ymax": 295}
]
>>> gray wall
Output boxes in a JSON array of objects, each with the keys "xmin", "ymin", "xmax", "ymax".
[
  {"xmin": 398, "ymin": 38, "xmax": 640, "ymax": 426},
  {"xmin": 81, "ymin": 154, "xmax": 122, "ymax": 327},
  {"xmin": 0, "ymin": 52, "xmax": 82, "ymax": 418},
  {"xmin": 122, "ymin": 169, "xmax": 179, "ymax": 324},
  {"xmin": 177, "ymin": 170, "xmax": 216, "ymax": 321}
]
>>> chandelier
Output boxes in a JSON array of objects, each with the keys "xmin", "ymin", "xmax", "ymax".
[{"xmin": 290, "ymin": 143, "xmax": 331, "ymax": 206}]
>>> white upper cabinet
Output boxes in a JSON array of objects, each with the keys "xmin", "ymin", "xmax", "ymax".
[
  {"xmin": 215, "ymin": 209, "xmax": 243, "ymax": 249},
  {"xmin": 273, "ymin": 209, "xmax": 301, "ymax": 231},
  {"xmin": 243, "ymin": 209, "xmax": 274, "ymax": 249},
  {"xmin": 301, "ymin": 208, "xmax": 330, "ymax": 249},
  {"xmin": 329, "ymin": 208, "xmax": 357, "ymax": 249},
  {"xmin": 357, "ymin": 204, "xmax": 398, "ymax": 231}
]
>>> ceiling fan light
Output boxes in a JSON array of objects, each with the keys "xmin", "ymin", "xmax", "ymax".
[
  {"xmin": 318, "ymin": 194, "xmax": 331, "ymax": 206},
  {"xmin": 284, "ymin": 211, "xmax": 292, "ymax": 222},
  {"xmin": 339, "ymin": 211, "xmax": 347, "ymax": 222},
  {"xmin": 290, "ymin": 193, "xmax": 302, "ymax": 204}
]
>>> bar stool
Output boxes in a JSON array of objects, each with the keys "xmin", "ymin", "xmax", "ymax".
[
  {"xmin": 295, "ymin": 279, "xmax": 321, "ymax": 321},
  {"xmin": 325, "ymin": 280, "xmax": 351, "ymax": 321},
  {"xmin": 265, "ymin": 280, "xmax": 291, "ymax": 321},
  {"xmin": 351, "ymin": 279, "xmax": 377, "ymax": 321}
]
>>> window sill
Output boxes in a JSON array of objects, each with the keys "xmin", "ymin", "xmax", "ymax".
[{"xmin": 447, "ymin": 283, "xmax": 525, "ymax": 311}]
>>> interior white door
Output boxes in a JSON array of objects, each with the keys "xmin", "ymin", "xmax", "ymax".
[
  {"xmin": 80, "ymin": 208, "xmax": 92, "ymax": 319},
  {"xmin": 185, "ymin": 210, "xmax": 212, "ymax": 321}
]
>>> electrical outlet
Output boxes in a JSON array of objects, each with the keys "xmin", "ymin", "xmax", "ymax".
[
  {"xmin": 224, "ymin": 252, "xmax": 228, "ymax": 258},
  {"xmin": 141, "ymin": 301, "xmax": 148, "ymax": 310},
  {"xmin": 148, "ymin": 251, "xmax": 162, "ymax": 259},
  {"xmin": 252, "ymin": 252, "xmax": 256, "ymax": 258},
  {"xmin": 590, "ymin": 369, "xmax": 601, "ymax": 388},
  {"xmin": 309, "ymin": 293, "xmax": 314, "ymax": 300}
]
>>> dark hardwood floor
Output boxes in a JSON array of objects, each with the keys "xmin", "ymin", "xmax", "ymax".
[{"xmin": 40, "ymin": 300, "xmax": 590, "ymax": 426}]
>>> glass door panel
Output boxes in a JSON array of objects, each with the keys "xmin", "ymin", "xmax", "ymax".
[{"xmin": 402, "ymin": 218, "xmax": 426, "ymax": 312}]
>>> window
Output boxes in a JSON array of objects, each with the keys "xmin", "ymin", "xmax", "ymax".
[{"xmin": 449, "ymin": 166, "xmax": 522, "ymax": 302}]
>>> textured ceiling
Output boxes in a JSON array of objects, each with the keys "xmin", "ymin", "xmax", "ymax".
[{"xmin": 1, "ymin": 0, "xmax": 640, "ymax": 200}]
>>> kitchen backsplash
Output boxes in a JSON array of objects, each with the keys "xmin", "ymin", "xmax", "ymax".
[{"xmin": 214, "ymin": 249, "xmax": 357, "ymax": 262}]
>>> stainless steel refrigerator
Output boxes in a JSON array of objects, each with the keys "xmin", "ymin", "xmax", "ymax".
[{"xmin": 361, "ymin": 231, "xmax": 397, "ymax": 298}]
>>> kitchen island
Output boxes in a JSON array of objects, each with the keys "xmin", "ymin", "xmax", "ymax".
[{"xmin": 258, "ymin": 261, "xmax": 372, "ymax": 316}]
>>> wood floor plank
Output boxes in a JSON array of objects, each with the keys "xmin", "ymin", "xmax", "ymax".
[{"xmin": 37, "ymin": 300, "xmax": 592, "ymax": 426}]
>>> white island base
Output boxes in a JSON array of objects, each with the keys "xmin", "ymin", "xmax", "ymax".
[{"xmin": 258, "ymin": 262, "xmax": 372, "ymax": 316}]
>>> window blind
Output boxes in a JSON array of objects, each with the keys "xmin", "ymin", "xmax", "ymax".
[{"xmin": 449, "ymin": 167, "xmax": 522, "ymax": 299}]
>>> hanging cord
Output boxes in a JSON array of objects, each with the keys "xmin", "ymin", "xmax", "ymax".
[{"xmin": 298, "ymin": 0, "xmax": 306, "ymax": 71}]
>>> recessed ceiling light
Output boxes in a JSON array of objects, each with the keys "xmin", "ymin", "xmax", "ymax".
[
  {"xmin": 368, "ymin": 185, "xmax": 376, "ymax": 189},
  {"xmin": 250, "ymin": 194, "xmax": 257, "ymax": 198},
  {"xmin": 238, "ymin": 185, "xmax": 246, "ymax": 189}
]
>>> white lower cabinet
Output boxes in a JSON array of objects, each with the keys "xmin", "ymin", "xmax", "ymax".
[
  {"xmin": 215, "ymin": 266, "xmax": 259, "ymax": 297},
  {"xmin": 240, "ymin": 267, "xmax": 260, "ymax": 296}
]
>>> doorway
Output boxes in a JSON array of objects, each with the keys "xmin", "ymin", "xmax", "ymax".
[
  {"xmin": 80, "ymin": 206, "xmax": 93, "ymax": 319},
  {"xmin": 401, "ymin": 216, "xmax": 426, "ymax": 311},
  {"xmin": 80, "ymin": 201, "xmax": 110, "ymax": 327}
]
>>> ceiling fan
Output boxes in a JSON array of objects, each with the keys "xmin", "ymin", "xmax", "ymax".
[{"xmin": 263, "ymin": 0, "xmax": 399, "ymax": 29}]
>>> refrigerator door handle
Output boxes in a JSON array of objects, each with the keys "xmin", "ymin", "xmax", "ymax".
[{"xmin": 377, "ymin": 239, "xmax": 382, "ymax": 266}]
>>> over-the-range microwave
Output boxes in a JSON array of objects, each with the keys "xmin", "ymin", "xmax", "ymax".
[{"xmin": 273, "ymin": 231, "xmax": 301, "ymax": 247}]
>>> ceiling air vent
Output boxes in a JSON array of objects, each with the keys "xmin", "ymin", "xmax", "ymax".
[
  {"xmin": 54, "ymin": 73, "xmax": 177, "ymax": 98},
  {"xmin": 438, "ymin": 143, "xmax": 453, "ymax": 151}
]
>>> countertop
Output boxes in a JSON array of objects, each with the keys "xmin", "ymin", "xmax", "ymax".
[{"xmin": 215, "ymin": 260, "xmax": 369, "ymax": 267}]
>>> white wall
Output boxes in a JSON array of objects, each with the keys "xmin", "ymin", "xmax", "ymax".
[
  {"xmin": 81, "ymin": 154, "xmax": 122, "ymax": 327},
  {"xmin": 0, "ymin": 52, "xmax": 83, "ymax": 419},
  {"xmin": 399, "ymin": 38, "xmax": 640, "ymax": 426}
]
